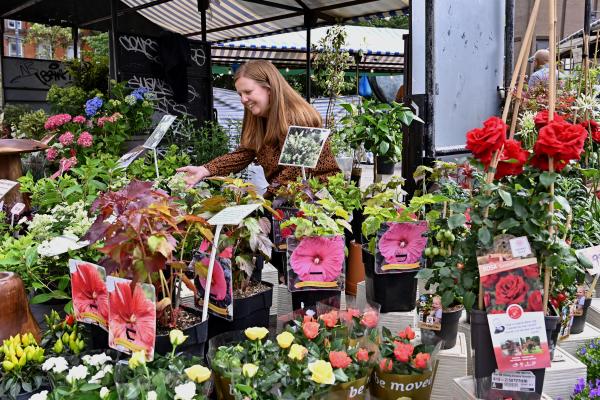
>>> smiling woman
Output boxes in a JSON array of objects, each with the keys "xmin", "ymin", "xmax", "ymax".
[{"xmin": 177, "ymin": 60, "xmax": 340, "ymax": 196}]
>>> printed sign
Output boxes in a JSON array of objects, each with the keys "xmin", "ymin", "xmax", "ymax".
[
  {"xmin": 116, "ymin": 145, "xmax": 147, "ymax": 169},
  {"xmin": 491, "ymin": 370, "xmax": 536, "ymax": 392},
  {"xmin": 371, "ymin": 369, "xmax": 434, "ymax": 400},
  {"xmin": 142, "ymin": 114, "xmax": 176, "ymax": 149},
  {"xmin": 69, "ymin": 260, "xmax": 109, "ymax": 330},
  {"xmin": 375, "ymin": 222, "xmax": 428, "ymax": 274},
  {"xmin": 108, "ymin": 276, "xmax": 156, "ymax": 361},
  {"xmin": 577, "ymin": 245, "xmax": 600, "ymax": 276},
  {"xmin": 208, "ymin": 203, "xmax": 261, "ymax": 226},
  {"xmin": 417, "ymin": 294, "xmax": 442, "ymax": 331},
  {"xmin": 488, "ymin": 305, "xmax": 551, "ymax": 372},
  {"xmin": 278, "ymin": 126, "xmax": 330, "ymax": 169},
  {"xmin": 193, "ymin": 243, "xmax": 234, "ymax": 321},
  {"xmin": 509, "ymin": 236, "xmax": 533, "ymax": 258},
  {"xmin": 0, "ymin": 179, "xmax": 18, "ymax": 201}
]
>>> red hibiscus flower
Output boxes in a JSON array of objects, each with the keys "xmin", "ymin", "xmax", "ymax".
[
  {"xmin": 413, "ymin": 352, "xmax": 431, "ymax": 370},
  {"xmin": 466, "ymin": 116, "xmax": 507, "ymax": 165},
  {"xmin": 495, "ymin": 274, "xmax": 529, "ymax": 305},
  {"xmin": 393, "ymin": 342, "xmax": 414, "ymax": 363},
  {"xmin": 319, "ymin": 310, "xmax": 339, "ymax": 329},
  {"xmin": 290, "ymin": 236, "xmax": 344, "ymax": 282},
  {"xmin": 494, "ymin": 140, "xmax": 529, "ymax": 179},
  {"xmin": 398, "ymin": 326, "xmax": 415, "ymax": 340},
  {"xmin": 303, "ymin": 321, "xmax": 320, "ymax": 339},
  {"xmin": 534, "ymin": 110, "xmax": 564, "ymax": 129},
  {"xmin": 379, "ymin": 358, "xmax": 393, "ymax": 372},
  {"xmin": 356, "ymin": 348, "xmax": 370, "ymax": 362},
  {"xmin": 360, "ymin": 310, "xmax": 379, "ymax": 328},
  {"xmin": 481, "ymin": 273, "xmax": 499, "ymax": 289},
  {"xmin": 109, "ymin": 281, "xmax": 156, "ymax": 355},
  {"xmin": 527, "ymin": 290, "xmax": 543, "ymax": 312},
  {"xmin": 378, "ymin": 222, "xmax": 428, "ymax": 265},
  {"xmin": 71, "ymin": 263, "xmax": 109, "ymax": 326},
  {"xmin": 522, "ymin": 264, "xmax": 539, "ymax": 279},
  {"xmin": 329, "ymin": 351, "xmax": 352, "ymax": 369}
]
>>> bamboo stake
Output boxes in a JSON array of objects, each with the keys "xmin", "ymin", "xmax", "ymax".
[{"xmin": 509, "ymin": 21, "xmax": 537, "ymax": 139}]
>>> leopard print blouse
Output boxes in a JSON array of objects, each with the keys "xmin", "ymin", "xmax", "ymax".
[{"xmin": 203, "ymin": 129, "xmax": 340, "ymax": 195}]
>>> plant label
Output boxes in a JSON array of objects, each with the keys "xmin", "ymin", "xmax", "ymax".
[
  {"xmin": 143, "ymin": 114, "xmax": 177, "ymax": 149},
  {"xmin": 69, "ymin": 259, "xmax": 109, "ymax": 330},
  {"xmin": 577, "ymin": 245, "xmax": 600, "ymax": 276},
  {"xmin": 278, "ymin": 126, "xmax": 330, "ymax": 169},
  {"xmin": 375, "ymin": 222, "xmax": 428, "ymax": 274},
  {"xmin": 10, "ymin": 202, "xmax": 25, "ymax": 216},
  {"xmin": 208, "ymin": 203, "xmax": 261, "ymax": 226},
  {"xmin": 509, "ymin": 236, "xmax": 533, "ymax": 258},
  {"xmin": 193, "ymin": 245, "xmax": 234, "ymax": 321},
  {"xmin": 417, "ymin": 294, "xmax": 442, "ymax": 331},
  {"xmin": 0, "ymin": 179, "xmax": 17, "ymax": 201},
  {"xmin": 491, "ymin": 370, "xmax": 536, "ymax": 392},
  {"xmin": 116, "ymin": 145, "xmax": 147, "ymax": 169}
]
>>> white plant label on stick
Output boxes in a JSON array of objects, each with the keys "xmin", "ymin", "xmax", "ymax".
[
  {"xmin": 509, "ymin": 236, "xmax": 533, "ymax": 258},
  {"xmin": 116, "ymin": 145, "xmax": 147, "ymax": 169},
  {"xmin": 9, "ymin": 202, "xmax": 25, "ymax": 227},
  {"xmin": 0, "ymin": 179, "xmax": 18, "ymax": 201},
  {"xmin": 278, "ymin": 126, "xmax": 330, "ymax": 170},
  {"xmin": 143, "ymin": 114, "xmax": 177, "ymax": 150},
  {"xmin": 200, "ymin": 203, "xmax": 262, "ymax": 322}
]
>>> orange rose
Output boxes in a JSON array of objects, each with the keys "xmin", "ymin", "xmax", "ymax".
[
  {"xmin": 413, "ymin": 352, "xmax": 431, "ymax": 370},
  {"xmin": 356, "ymin": 348, "xmax": 370, "ymax": 363},
  {"xmin": 303, "ymin": 321, "xmax": 320, "ymax": 339},
  {"xmin": 360, "ymin": 310, "xmax": 379, "ymax": 328},
  {"xmin": 379, "ymin": 358, "xmax": 393, "ymax": 372},
  {"xmin": 319, "ymin": 310, "xmax": 339, "ymax": 329},
  {"xmin": 329, "ymin": 351, "xmax": 352, "ymax": 369}
]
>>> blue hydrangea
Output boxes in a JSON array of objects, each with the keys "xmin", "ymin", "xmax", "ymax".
[
  {"xmin": 131, "ymin": 87, "xmax": 149, "ymax": 101},
  {"xmin": 85, "ymin": 97, "xmax": 103, "ymax": 117}
]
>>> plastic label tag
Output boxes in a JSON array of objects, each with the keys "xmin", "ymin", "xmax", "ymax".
[
  {"xmin": 509, "ymin": 236, "xmax": 533, "ymax": 258},
  {"xmin": 491, "ymin": 370, "xmax": 536, "ymax": 392}
]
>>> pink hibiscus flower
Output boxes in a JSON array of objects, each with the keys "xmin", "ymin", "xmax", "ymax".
[
  {"xmin": 71, "ymin": 263, "xmax": 109, "ymax": 326},
  {"xmin": 290, "ymin": 236, "xmax": 344, "ymax": 282},
  {"xmin": 378, "ymin": 222, "xmax": 428, "ymax": 265},
  {"xmin": 109, "ymin": 282, "xmax": 156, "ymax": 355}
]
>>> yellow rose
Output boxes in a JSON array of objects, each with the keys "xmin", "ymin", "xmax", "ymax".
[
  {"xmin": 169, "ymin": 329, "xmax": 188, "ymax": 346},
  {"xmin": 242, "ymin": 363, "xmax": 259, "ymax": 378},
  {"xmin": 308, "ymin": 360, "xmax": 335, "ymax": 385},
  {"xmin": 276, "ymin": 332, "xmax": 294, "ymax": 349},
  {"xmin": 128, "ymin": 350, "xmax": 146, "ymax": 369},
  {"xmin": 185, "ymin": 364, "xmax": 211, "ymax": 383},
  {"xmin": 288, "ymin": 344, "xmax": 308, "ymax": 361},
  {"xmin": 244, "ymin": 327, "xmax": 269, "ymax": 341}
]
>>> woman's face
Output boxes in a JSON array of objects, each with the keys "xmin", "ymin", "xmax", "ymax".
[{"xmin": 235, "ymin": 76, "xmax": 271, "ymax": 118}]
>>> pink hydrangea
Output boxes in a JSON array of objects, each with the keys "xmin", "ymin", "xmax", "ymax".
[
  {"xmin": 72, "ymin": 115, "xmax": 86, "ymax": 124},
  {"xmin": 46, "ymin": 147, "xmax": 58, "ymax": 161},
  {"xmin": 77, "ymin": 131, "xmax": 93, "ymax": 148},
  {"xmin": 44, "ymin": 114, "xmax": 72, "ymax": 131},
  {"xmin": 59, "ymin": 131, "xmax": 75, "ymax": 146}
]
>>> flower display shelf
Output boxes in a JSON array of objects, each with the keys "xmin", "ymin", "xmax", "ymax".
[
  {"xmin": 586, "ymin": 298, "xmax": 600, "ymax": 329},
  {"xmin": 452, "ymin": 376, "xmax": 553, "ymax": 400},
  {"xmin": 356, "ymin": 280, "xmax": 367, "ymax": 310},
  {"xmin": 430, "ymin": 332, "xmax": 468, "ymax": 400},
  {"xmin": 377, "ymin": 310, "xmax": 416, "ymax": 334},
  {"xmin": 457, "ymin": 312, "xmax": 473, "ymax": 375},
  {"xmin": 557, "ymin": 323, "xmax": 600, "ymax": 357},
  {"xmin": 542, "ymin": 346, "xmax": 587, "ymax": 400},
  {"xmin": 262, "ymin": 263, "xmax": 279, "ymax": 316}
]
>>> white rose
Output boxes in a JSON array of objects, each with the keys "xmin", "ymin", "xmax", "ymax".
[
  {"xmin": 53, "ymin": 357, "xmax": 69, "ymax": 374},
  {"xmin": 173, "ymin": 381, "xmax": 196, "ymax": 400},
  {"xmin": 89, "ymin": 369, "xmax": 106, "ymax": 384},
  {"xmin": 66, "ymin": 365, "xmax": 88, "ymax": 384},
  {"xmin": 100, "ymin": 387, "xmax": 110, "ymax": 399},
  {"xmin": 41, "ymin": 358, "xmax": 55, "ymax": 372},
  {"xmin": 29, "ymin": 390, "xmax": 48, "ymax": 400},
  {"xmin": 147, "ymin": 390, "xmax": 158, "ymax": 400}
]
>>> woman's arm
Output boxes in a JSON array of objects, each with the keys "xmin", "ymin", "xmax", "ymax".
[{"xmin": 203, "ymin": 147, "xmax": 257, "ymax": 176}]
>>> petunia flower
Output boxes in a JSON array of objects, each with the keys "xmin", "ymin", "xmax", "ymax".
[
  {"xmin": 71, "ymin": 263, "xmax": 109, "ymax": 326},
  {"xmin": 378, "ymin": 222, "xmax": 428, "ymax": 265},
  {"xmin": 290, "ymin": 236, "xmax": 344, "ymax": 282}
]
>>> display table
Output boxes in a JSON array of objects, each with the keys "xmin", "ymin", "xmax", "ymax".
[
  {"xmin": 378, "ymin": 310, "xmax": 416, "ymax": 333},
  {"xmin": 458, "ymin": 313, "xmax": 473, "ymax": 375},
  {"xmin": 543, "ymin": 346, "xmax": 587, "ymax": 400},
  {"xmin": 356, "ymin": 280, "xmax": 367, "ymax": 309},
  {"xmin": 263, "ymin": 263, "xmax": 280, "ymax": 316},
  {"xmin": 587, "ymin": 298, "xmax": 600, "ymax": 329},
  {"xmin": 431, "ymin": 332, "xmax": 468, "ymax": 400},
  {"xmin": 557, "ymin": 322, "xmax": 600, "ymax": 357},
  {"xmin": 453, "ymin": 376, "xmax": 553, "ymax": 400}
]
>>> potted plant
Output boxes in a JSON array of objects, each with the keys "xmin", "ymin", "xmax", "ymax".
[
  {"xmin": 0, "ymin": 333, "xmax": 47, "ymax": 400},
  {"xmin": 40, "ymin": 311, "xmax": 85, "ymax": 356}
]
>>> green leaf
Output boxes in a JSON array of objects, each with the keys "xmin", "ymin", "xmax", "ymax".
[
  {"xmin": 441, "ymin": 291, "xmax": 455, "ymax": 307},
  {"xmin": 554, "ymin": 195, "xmax": 572, "ymax": 214},
  {"xmin": 498, "ymin": 189, "xmax": 512, "ymax": 207},
  {"xmin": 448, "ymin": 214, "xmax": 467, "ymax": 229},
  {"xmin": 540, "ymin": 171, "xmax": 558, "ymax": 188},
  {"xmin": 439, "ymin": 267, "xmax": 452, "ymax": 278},
  {"xmin": 478, "ymin": 227, "xmax": 492, "ymax": 246},
  {"xmin": 378, "ymin": 141, "xmax": 389, "ymax": 155},
  {"xmin": 463, "ymin": 291, "xmax": 476, "ymax": 310},
  {"xmin": 416, "ymin": 268, "xmax": 434, "ymax": 281},
  {"xmin": 498, "ymin": 218, "xmax": 520, "ymax": 231}
]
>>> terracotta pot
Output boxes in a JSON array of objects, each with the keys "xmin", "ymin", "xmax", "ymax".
[
  {"xmin": 0, "ymin": 271, "xmax": 41, "ymax": 342},
  {"xmin": 345, "ymin": 241, "xmax": 365, "ymax": 296}
]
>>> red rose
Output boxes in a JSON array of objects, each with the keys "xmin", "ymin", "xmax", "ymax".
[
  {"xmin": 303, "ymin": 321, "xmax": 320, "ymax": 339},
  {"xmin": 534, "ymin": 110, "xmax": 564, "ymax": 129},
  {"xmin": 379, "ymin": 358, "xmax": 393, "ymax": 372},
  {"xmin": 527, "ymin": 290, "xmax": 543, "ymax": 311},
  {"xmin": 329, "ymin": 351, "xmax": 353, "ymax": 369},
  {"xmin": 533, "ymin": 121, "xmax": 587, "ymax": 167},
  {"xmin": 534, "ymin": 121, "xmax": 570, "ymax": 158},
  {"xmin": 398, "ymin": 326, "xmax": 415, "ymax": 340},
  {"xmin": 495, "ymin": 274, "xmax": 529, "ymax": 305},
  {"xmin": 356, "ymin": 348, "xmax": 370, "ymax": 362},
  {"xmin": 495, "ymin": 140, "xmax": 529, "ymax": 179},
  {"xmin": 466, "ymin": 116, "xmax": 507, "ymax": 164},
  {"xmin": 490, "ymin": 309, "xmax": 506, "ymax": 314},
  {"xmin": 580, "ymin": 119, "xmax": 600, "ymax": 143},
  {"xmin": 393, "ymin": 342, "xmax": 414, "ymax": 363},
  {"xmin": 413, "ymin": 352, "xmax": 431, "ymax": 370},
  {"xmin": 529, "ymin": 153, "xmax": 568, "ymax": 172},
  {"xmin": 522, "ymin": 264, "xmax": 539, "ymax": 279},
  {"xmin": 319, "ymin": 310, "xmax": 339, "ymax": 329},
  {"xmin": 481, "ymin": 273, "xmax": 499, "ymax": 289}
]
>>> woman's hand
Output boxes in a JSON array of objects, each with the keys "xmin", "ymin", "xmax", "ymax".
[{"xmin": 176, "ymin": 165, "xmax": 211, "ymax": 187}]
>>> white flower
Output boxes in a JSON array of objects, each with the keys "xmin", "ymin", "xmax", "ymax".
[
  {"xmin": 100, "ymin": 387, "xmax": 110, "ymax": 399},
  {"xmin": 42, "ymin": 357, "xmax": 69, "ymax": 374},
  {"xmin": 124, "ymin": 95, "xmax": 136, "ymax": 105},
  {"xmin": 29, "ymin": 390, "xmax": 48, "ymax": 400},
  {"xmin": 87, "ymin": 353, "xmax": 112, "ymax": 367},
  {"xmin": 82, "ymin": 355, "xmax": 92, "ymax": 364},
  {"xmin": 173, "ymin": 381, "xmax": 196, "ymax": 400},
  {"xmin": 66, "ymin": 365, "xmax": 88, "ymax": 384},
  {"xmin": 102, "ymin": 364, "xmax": 113, "ymax": 374},
  {"xmin": 147, "ymin": 391, "xmax": 158, "ymax": 400},
  {"xmin": 88, "ymin": 369, "xmax": 106, "ymax": 384}
]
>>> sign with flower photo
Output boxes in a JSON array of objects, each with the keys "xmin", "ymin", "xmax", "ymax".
[
  {"xmin": 375, "ymin": 221, "xmax": 428, "ymax": 274},
  {"xmin": 286, "ymin": 235, "xmax": 345, "ymax": 292},
  {"xmin": 272, "ymin": 207, "xmax": 299, "ymax": 250},
  {"xmin": 193, "ymin": 240, "xmax": 234, "ymax": 321},
  {"xmin": 278, "ymin": 126, "xmax": 330, "ymax": 169},
  {"xmin": 107, "ymin": 276, "xmax": 156, "ymax": 361},
  {"xmin": 69, "ymin": 259, "xmax": 109, "ymax": 330}
]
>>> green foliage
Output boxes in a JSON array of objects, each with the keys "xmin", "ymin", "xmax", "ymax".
[
  {"xmin": 164, "ymin": 118, "xmax": 230, "ymax": 166},
  {"xmin": 1, "ymin": 104, "xmax": 32, "ymax": 133},
  {"xmin": 15, "ymin": 109, "xmax": 48, "ymax": 140},
  {"xmin": 47, "ymin": 85, "xmax": 89, "ymax": 115},
  {"xmin": 129, "ymin": 145, "xmax": 191, "ymax": 183},
  {"xmin": 282, "ymin": 199, "xmax": 351, "ymax": 239},
  {"xmin": 356, "ymin": 15, "xmax": 409, "ymax": 29},
  {"xmin": 309, "ymin": 173, "xmax": 362, "ymax": 214},
  {"xmin": 66, "ymin": 58, "xmax": 109, "ymax": 94},
  {"xmin": 83, "ymin": 32, "xmax": 109, "ymax": 59},
  {"xmin": 24, "ymin": 23, "xmax": 72, "ymax": 59},
  {"xmin": 577, "ymin": 338, "xmax": 600, "ymax": 382}
]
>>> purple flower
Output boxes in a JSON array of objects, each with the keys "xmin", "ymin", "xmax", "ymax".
[{"xmin": 85, "ymin": 96, "xmax": 103, "ymax": 117}]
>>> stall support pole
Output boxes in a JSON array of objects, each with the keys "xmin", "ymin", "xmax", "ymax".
[
  {"xmin": 72, "ymin": 26, "xmax": 78, "ymax": 59},
  {"xmin": 305, "ymin": 26, "xmax": 311, "ymax": 101},
  {"xmin": 0, "ymin": 18, "xmax": 5, "ymax": 108},
  {"xmin": 504, "ymin": 0, "xmax": 515, "ymax": 93},
  {"xmin": 108, "ymin": 0, "xmax": 119, "ymax": 81}
]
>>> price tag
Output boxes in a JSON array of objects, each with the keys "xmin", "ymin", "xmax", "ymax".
[
  {"xmin": 0, "ymin": 179, "xmax": 18, "ymax": 201},
  {"xmin": 491, "ymin": 370, "xmax": 536, "ymax": 392},
  {"xmin": 509, "ymin": 236, "xmax": 533, "ymax": 258},
  {"xmin": 207, "ymin": 203, "xmax": 261, "ymax": 226},
  {"xmin": 578, "ymin": 245, "xmax": 600, "ymax": 275},
  {"xmin": 143, "ymin": 114, "xmax": 177, "ymax": 150},
  {"xmin": 315, "ymin": 187, "xmax": 334, "ymax": 201}
]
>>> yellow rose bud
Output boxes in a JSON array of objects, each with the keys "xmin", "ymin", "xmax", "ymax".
[
  {"xmin": 14, "ymin": 334, "xmax": 21, "ymax": 346},
  {"xmin": 169, "ymin": 329, "xmax": 188, "ymax": 347},
  {"xmin": 184, "ymin": 364, "xmax": 211, "ymax": 383},
  {"xmin": 21, "ymin": 335, "xmax": 30, "ymax": 347},
  {"xmin": 276, "ymin": 332, "xmax": 294, "ymax": 349},
  {"xmin": 308, "ymin": 360, "xmax": 335, "ymax": 385},
  {"xmin": 242, "ymin": 363, "xmax": 259, "ymax": 378},
  {"xmin": 244, "ymin": 327, "xmax": 269, "ymax": 341},
  {"xmin": 2, "ymin": 361, "xmax": 14, "ymax": 372},
  {"xmin": 128, "ymin": 350, "xmax": 146, "ymax": 369},
  {"xmin": 288, "ymin": 344, "xmax": 308, "ymax": 361}
]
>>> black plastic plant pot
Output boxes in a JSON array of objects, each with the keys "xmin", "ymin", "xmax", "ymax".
[
  {"xmin": 421, "ymin": 306, "xmax": 463, "ymax": 349},
  {"xmin": 291, "ymin": 290, "xmax": 341, "ymax": 311},
  {"xmin": 89, "ymin": 324, "xmax": 109, "ymax": 350},
  {"xmin": 547, "ymin": 314, "xmax": 561, "ymax": 361},
  {"xmin": 155, "ymin": 315, "xmax": 208, "ymax": 357},
  {"xmin": 207, "ymin": 281, "xmax": 273, "ymax": 340},
  {"xmin": 362, "ymin": 248, "xmax": 418, "ymax": 313},
  {"xmin": 351, "ymin": 209, "xmax": 364, "ymax": 244},
  {"xmin": 570, "ymin": 298, "xmax": 592, "ymax": 334},
  {"xmin": 376, "ymin": 156, "xmax": 395, "ymax": 175}
]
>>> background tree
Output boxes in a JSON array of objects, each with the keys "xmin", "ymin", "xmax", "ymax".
[{"xmin": 24, "ymin": 23, "xmax": 72, "ymax": 60}]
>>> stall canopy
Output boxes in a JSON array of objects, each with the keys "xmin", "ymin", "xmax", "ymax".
[{"xmin": 212, "ymin": 25, "xmax": 406, "ymax": 71}]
